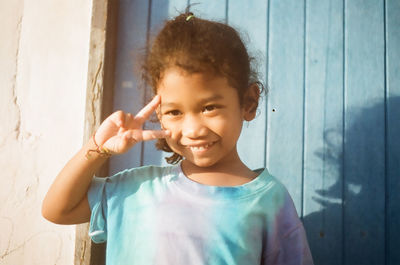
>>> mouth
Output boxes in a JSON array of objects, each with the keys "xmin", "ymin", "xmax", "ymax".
[{"xmin": 185, "ymin": 141, "xmax": 216, "ymax": 152}]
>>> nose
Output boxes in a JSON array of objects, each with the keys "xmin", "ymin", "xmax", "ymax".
[{"xmin": 181, "ymin": 114, "xmax": 208, "ymax": 139}]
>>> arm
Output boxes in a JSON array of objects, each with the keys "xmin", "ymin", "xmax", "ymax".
[
  {"xmin": 263, "ymin": 192, "xmax": 314, "ymax": 265},
  {"xmin": 42, "ymin": 95, "xmax": 170, "ymax": 225},
  {"xmin": 264, "ymin": 223, "xmax": 314, "ymax": 265},
  {"xmin": 41, "ymin": 139, "xmax": 108, "ymax": 224}
]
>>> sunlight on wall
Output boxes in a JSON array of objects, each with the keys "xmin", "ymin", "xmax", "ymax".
[{"xmin": 0, "ymin": 1, "xmax": 92, "ymax": 264}]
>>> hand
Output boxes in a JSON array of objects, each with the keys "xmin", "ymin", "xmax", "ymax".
[{"xmin": 93, "ymin": 95, "xmax": 170, "ymax": 155}]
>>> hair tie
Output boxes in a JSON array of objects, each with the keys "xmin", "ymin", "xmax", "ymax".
[{"xmin": 186, "ymin": 14, "xmax": 194, "ymax": 21}]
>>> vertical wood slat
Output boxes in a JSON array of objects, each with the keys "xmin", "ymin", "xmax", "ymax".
[
  {"xmin": 142, "ymin": 0, "xmax": 191, "ymax": 167},
  {"xmin": 267, "ymin": 0, "xmax": 305, "ymax": 214},
  {"xmin": 188, "ymin": 0, "xmax": 226, "ymax": 21},
  {"xmin": 344, "ymin": 0, "xmax": 386, "ymax": 264},
  {"xmin": 102, "ymin": 1, "xmax": 400, "ymax": 264},
  {"xmin": 109, "ymin": 0, "xmax": 150, "ymax": 174},
  {"xmin": 302, "ymin": 0, "xmax": 344, "ymax": 264},
  {"xmin": 229, "ymin": 0, "xmax": 268, "ymax": 170},
  {"xmin": 386, "ymin": 0, "xmax": 400, "ymax": 264},
  {"xmin": 75, "ymin": 0, "xmax": 118, "ymax": 264},
  {"xmin": 142, "ymin": 0, "xmax": 227, "ymax": 166}
]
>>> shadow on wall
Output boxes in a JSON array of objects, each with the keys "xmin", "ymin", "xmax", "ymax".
[{"xmin": 303, "ymin": 96, "xmax": 400, "ymax": 265}]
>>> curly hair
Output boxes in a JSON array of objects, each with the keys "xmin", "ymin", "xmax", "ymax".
[{"xmin": 142, "ymin": 11, "xmax": 265, "ymax": 164}]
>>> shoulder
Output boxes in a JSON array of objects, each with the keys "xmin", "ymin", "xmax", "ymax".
[
  {"xmin": 254, "ymin": 169, "xmax": 301, "ymax": 222},
  {"xmin": 255, "ymin": 169, "xmax": 293, "ymax": 203},
  {"xmin": 88, "ymin": 164, "xmax": 179, "ymax": 209},
  {"xmin": 91, "ymin": 164, "xmax": 177, "ymax": 194},
  {"xmin": 104, "ymin": 164, "xmax": 175, "ymax": 182}
]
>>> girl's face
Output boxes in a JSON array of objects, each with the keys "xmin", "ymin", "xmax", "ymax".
[{"xmin": 157, "ymin": 68, "xmax": 251, "ymax": 169}]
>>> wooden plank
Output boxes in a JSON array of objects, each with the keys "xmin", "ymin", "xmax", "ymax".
[
  {"xmin": 302, "ymin": 0, "xmax": 344, "ymax": 264},
  {"xmin": 75, "ymin": 0, "xmax": 118, "ymax": 264},
  {"xmin": 149, "ymin": 0, "xmax": 188, "ymax": 32},
  {"xmin": 142, "ymin": 0, "xmax": 190, "ymax": 167},
  {"xmin": 142, "ymin": 0, "xmax": 227, "ymax": 166},
  {"xmin": 188, "ymin": 0, "xmax": 226, "ymax": 22},
  {"xmin": 267, "ymin": 0, "xmax": 305, "ymax": 214},
  {"xmin": 229, "ymin": 0, "xmax": 268, "ymax": 170},
  {"xmin": 386, "ymin": 0, "xmax": 400, "ymax": 264},
  {"xmin": 109, "ymin": 0, "xmax": 150, "ymax": 171},
  {"xmin": 344, "ymin": 0, "xmax": 385, "ymax": 264},
  {"xmin": 168, "ymin": 0, "xmax": 190, "ymax": 17}
]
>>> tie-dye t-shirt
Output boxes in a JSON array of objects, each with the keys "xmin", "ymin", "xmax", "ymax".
[{"xmin": 88, "ymin": 164, "xmax": 313, "ymax": 265}]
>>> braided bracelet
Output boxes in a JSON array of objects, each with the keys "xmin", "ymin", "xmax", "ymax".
[{"xmin": 85, "ymin": 132, "xmax": 112, "ymax": 159}]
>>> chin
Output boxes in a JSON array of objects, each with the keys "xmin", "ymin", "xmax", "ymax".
[{"xmin": 183, "ymin": 157, "xmax": 219, "ymax": 169}]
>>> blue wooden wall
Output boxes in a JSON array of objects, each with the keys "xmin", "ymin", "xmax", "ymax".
[{"xmin": 110, "ymin": 0, "xmax": 400, "ymax": 264}]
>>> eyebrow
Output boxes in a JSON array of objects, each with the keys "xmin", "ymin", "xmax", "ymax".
[
  {"xmin": 199, "ymin": 94, "xmax": 224, "ymax": 104},
  {"xmin": 161, "ymin": 94, "xmax": 224, "ymax": 109}
]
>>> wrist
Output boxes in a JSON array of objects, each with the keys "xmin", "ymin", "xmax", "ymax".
[{"xmin": 85, "ymin": 131, "xmax": 112, "ymax": 160}]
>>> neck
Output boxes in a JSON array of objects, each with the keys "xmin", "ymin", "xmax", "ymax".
[{"xmin": 181, "ymin": 157, "xmax": 258, "ymax": 187}]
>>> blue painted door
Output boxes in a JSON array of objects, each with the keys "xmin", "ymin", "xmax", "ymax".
[{"xmin": 110, "ymin": 1, "xmax": 400, "ymax": 264}]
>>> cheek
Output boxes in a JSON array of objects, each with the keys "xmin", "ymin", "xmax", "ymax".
[
  {"xmin": 161, "ymin": 118, "xmax": 178, "ymax": 134},
  {"xmin": 165, "ymin": 137, "xmax": 183, "ymax": 155},
  {"xmin": 159, "ymin": 116, "xmax": 171, "ymax": 129},
  {"xmin": 161, "ymin": 119, "xmax": 181, "ymax": 143},
  {"xmin": 215, "ymin": 116, "xmax": 244, "ymax": 142},
  {"xmin": 209, "ymin": 115, "xmax": 242, "ymax": 133}
]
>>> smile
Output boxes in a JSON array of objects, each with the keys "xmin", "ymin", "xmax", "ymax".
[{"xmin": 185, "ymin": 142, "xmax": 216, "ymax": 152}]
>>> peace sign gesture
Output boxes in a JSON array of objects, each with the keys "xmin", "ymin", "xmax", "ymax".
[{"xmin": 94, "ymin": 95, "xmax": 170, "ymax": 155}]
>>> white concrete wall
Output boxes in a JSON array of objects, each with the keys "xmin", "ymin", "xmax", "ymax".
[{"xmin": 0, "ymin": 0, "xmax": 92, "ymax": 264}]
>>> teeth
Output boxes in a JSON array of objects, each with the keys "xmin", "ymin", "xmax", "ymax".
[{"xmin": 189, "ymin": 143, "xmax": 212, "ymax": 151}]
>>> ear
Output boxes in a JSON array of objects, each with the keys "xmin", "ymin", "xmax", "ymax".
[{"xmin": 242, "ymin": 83, "xmax": 260, "ymax": 121}]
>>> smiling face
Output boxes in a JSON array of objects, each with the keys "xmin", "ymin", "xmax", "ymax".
[{"xmin": 157, "ymin": 68, "xmax": 250, "ymax": 170}]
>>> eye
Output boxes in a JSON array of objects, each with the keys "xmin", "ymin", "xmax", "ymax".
[
  {"xmin": 164, "ymin": 110, "xmax": 181, "ymax": 116},
  {"xmin": 203, "ymin": 105, "xmax": 217, "ymax": 112}
]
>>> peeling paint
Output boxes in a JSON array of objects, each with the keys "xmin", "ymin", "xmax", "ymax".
[
  {"xmin": 0, "ymin": 228, "xmax": 63, "ymax": 262},
  {"xmin": 1, "ymin": 1, "xmax": 93, "ymax": 264},
  {"xmin": 0, "ymin": 217, "xmax": 13, "ymax": 260},
  {"xmin": 11, "ymin": 14, "xmax": 23, "ymax": 141},
  {"xmin": 90, "ymin": 60, "xmax": 103, "ymax": 130}
]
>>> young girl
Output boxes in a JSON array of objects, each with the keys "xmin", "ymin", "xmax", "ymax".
[{"xmin": 42, "ymin": 12, "xmax": 313, "ymax": 265}]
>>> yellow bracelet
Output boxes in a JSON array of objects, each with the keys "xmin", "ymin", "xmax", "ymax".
[{"xmin": 85, "ymin": 132, "xmax": 112, "ymax": 159}]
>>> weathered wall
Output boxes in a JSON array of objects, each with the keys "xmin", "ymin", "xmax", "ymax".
[{"xmin": 0, "ymin": 0, "xmax": 92, "ymax": 264}]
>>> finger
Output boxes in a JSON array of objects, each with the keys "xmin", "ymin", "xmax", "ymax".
[
  {"xmin": 134, "ymin": 95, "xmax": 161, "ymax": 124},
  {"xmin": 125, "ymin": 129, "xmax": 170, "ymax": 142},
  {"xmin": 121, "ymin": 131, "xmax": 139, "ymax": 148},
  {"xmin": 123, "ymin": 112, "xmax": 135, "ymax": 128},
  {"xmin": 109, "ymin": 110, "xmax": 125, "ymax": 127},
  {"xmin": 141, "ymin": 130, "xmax": 171, "ymax": 142}
]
